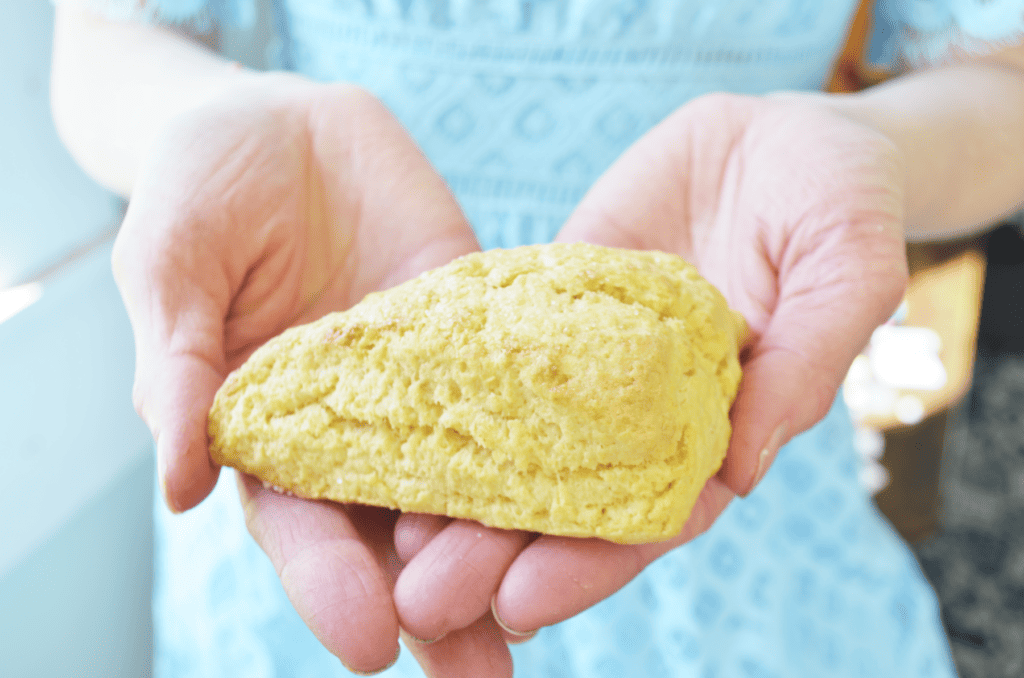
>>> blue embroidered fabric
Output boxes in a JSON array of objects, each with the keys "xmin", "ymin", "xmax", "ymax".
[
  {"xmin": 273, "ymin": 0, "xmax": 859, "ymax": 249},
  {"xmin": 68, "ymin": 0, "xmax": 1023, "ymax": 675}
]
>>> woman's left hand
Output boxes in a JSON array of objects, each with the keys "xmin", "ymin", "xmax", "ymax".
[{"xmin": 393, "ymin": 92, "xmax": 909, "ymax": 670}]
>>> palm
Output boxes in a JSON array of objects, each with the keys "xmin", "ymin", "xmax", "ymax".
[
  {"xmin": 121, "ymin": 84, "xmax": 473, "ymax": 371},
  {"xmin": 557, "ymin": 93, "xmax": 908, "ymax": 491},
  {"xmin": 112, "ymin": 81, "xmax": 481, "ymax": 673}
]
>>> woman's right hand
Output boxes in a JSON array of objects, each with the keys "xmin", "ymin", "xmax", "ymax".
[{"xmin": 111, "ymin": 76, "xmax": 495, "ymax": 674}]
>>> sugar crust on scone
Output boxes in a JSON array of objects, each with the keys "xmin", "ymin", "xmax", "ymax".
[{"xmin": 208, "ymin": 243, "xmax": 743, "ymax": 544}]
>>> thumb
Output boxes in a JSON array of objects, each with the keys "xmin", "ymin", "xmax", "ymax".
[
  {"xmin": 144, "ymin": 353, "xmax": 224, "ymax": 513},
  {"xmin": 112, "ymin": 219, "xmax": 227, "ymax": 513},
  {"xmin": 718, "ymin": 237, "xmax": 908, "ymax": 497}
]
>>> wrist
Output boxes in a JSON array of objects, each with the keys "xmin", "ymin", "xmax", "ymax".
[
  {"xmin": 137, "ymin": 68, "xmax": 331, "ymax": 191},
  {"xmin": 767, "ymin": 87, "xmax": 959, "ymax": 240},
  {"xmin": 772, "ymin": 59, "xmax": 1024, "ymax": 240}
]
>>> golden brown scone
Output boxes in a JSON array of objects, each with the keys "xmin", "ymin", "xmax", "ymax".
[{"xmin": 208, "ymin": 243, "xmax": 743, "ymax": 544}]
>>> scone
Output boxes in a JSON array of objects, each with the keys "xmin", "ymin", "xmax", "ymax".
[{"xmin": 208, "ymin": 243, "xmax": 744, "ymax": 544}]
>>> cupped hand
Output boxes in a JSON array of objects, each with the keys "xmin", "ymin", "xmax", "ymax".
[
  {"xmin": 394, "ymin": 92, "xmax": 909, "ymax": 668},
  {"xmin": 111, "ymin": 76, "xmax": 484, "ymax": 673},
  {"xmin": 556, "ymin": 91, "xmax": 909, "ymax": 496}
]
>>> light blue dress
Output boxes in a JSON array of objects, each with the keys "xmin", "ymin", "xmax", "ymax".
[{"xmin": 71, "ymin": 0, "xmax": 1024, "ymax": 675}]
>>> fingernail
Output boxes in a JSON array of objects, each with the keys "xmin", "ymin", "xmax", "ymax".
[
  {"xmin": 156, "ymin": 436, "xmax": 182, "ymax": 515},
  {"xmin": 506, "ymin": 628, "xmax": 538, "ymax": 644},
  {"xmin": 343, "ymin": 646, "xmax": 400, "ymax": 676},
  {"xmin": 491, "ymin": 595, "xmax": 535, "ymax": 639},
  {"xmin": 160, "ymin": 481, "xmax": 182, "ymax": 515},
  {"xmin": 405, "ymin": 632, "xmax": 444, "ymax": 645},
  {"xmin": 743, "ymin": 421, "xmax": 788, "ymax": 497}
]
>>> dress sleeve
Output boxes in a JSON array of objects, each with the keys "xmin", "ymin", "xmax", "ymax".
[
  {"xmin": 869, "ymin": 0, "xmax": 1024, "ymax": 68},
  {"xmin": 51, "ymin": 0, "xmax": 257, "ymax": 30}
]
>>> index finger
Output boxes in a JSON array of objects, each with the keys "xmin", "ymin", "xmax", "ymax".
[
  {"xmin": 237, "ymin": 474, "xmax": 402, "ymax": 674},
  {"xmin": 393, "ymin": 519, "xmax": 533, "ymax": 643}
]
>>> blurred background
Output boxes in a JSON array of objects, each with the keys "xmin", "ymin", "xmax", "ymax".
[
  {"xmin": 0, "ymin": 1, "xmax": 153, "ymax": 676},
  {"xmin": 1, "ymin": 1, "xmax": 1021, "ymax": 676}
]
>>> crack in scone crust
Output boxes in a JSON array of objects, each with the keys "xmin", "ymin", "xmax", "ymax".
[{"xmin": 209, "ymin": 243, "xmax": 743, "ymax": 544}]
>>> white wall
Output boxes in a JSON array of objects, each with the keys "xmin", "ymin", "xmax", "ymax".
[{"xmin": 0, "ymin": 1, "xmax": 155, "ymax": 676}]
